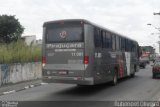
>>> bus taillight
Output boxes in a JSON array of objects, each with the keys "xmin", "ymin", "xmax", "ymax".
[
  {"xmin": 84, "ymin": 56, "xmax": 89, "ymax": 64},
  {"xmin": 42, "ymin": 56, "xmax": 46, "ymax": 67}
]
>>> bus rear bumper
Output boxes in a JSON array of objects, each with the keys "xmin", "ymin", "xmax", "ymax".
[{"xmin": 42, "ymin": 76, "xmax": 94, "ymax": 85}]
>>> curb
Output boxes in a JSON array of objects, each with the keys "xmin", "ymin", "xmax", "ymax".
[{"xmin": 0, "ymin": 83, "xmax": 48, "ymax": 96}]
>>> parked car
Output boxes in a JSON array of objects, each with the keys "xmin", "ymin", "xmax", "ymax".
[{"xmin": 152, "ymin": 61, "xmax": 160, "ymax": 78}]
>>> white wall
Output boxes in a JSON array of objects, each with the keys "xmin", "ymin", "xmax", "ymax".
[{"xmin": 0, "ymin": 62, "xmax": 42, "ymax": 86}]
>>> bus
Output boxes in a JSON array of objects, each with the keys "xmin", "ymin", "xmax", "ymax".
[{"xmin": 42, "ymin": 19, "xmax": 140, "ymax": 85}]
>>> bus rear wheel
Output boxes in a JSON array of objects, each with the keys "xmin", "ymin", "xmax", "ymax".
[
  {"xmin": 131, "ymin": 66, "xmax": 136, "ymax": 78},
  {"xmin": 152, "ymin": 73, "xmax": 156, "ymax": 79},
  {"xmin": 130, "ymin": 71, "xmax": 135, "ymax": 77}
]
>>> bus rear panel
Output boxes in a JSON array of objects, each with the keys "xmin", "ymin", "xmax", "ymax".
[{"xmin": 42, "ymin": 20, "xmax": 95, "ymax": 85}]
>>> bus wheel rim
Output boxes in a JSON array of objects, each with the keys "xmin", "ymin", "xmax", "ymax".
[{"xmin": 113, "ymin": 74, "xmax": 117, "ymax": 84}]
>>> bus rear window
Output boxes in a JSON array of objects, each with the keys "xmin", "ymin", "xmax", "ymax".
[{"xmin": 46, "ymin": 25, "xmax": 83, "ymax": 43}]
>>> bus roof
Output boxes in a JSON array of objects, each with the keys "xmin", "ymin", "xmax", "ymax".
[{"xmin": 43, "ymin": 19, "xmax": 138, "ymax": 44}]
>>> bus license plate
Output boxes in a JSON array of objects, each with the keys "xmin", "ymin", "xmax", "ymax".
[{"xmin": 58, "ymin": 71, "xmax": 68, "ymax": 75}]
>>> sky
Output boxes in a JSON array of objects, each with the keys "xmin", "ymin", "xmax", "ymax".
[{"xmin": 0, "ymin": 0, "xmax": 160, "ymax": 52}]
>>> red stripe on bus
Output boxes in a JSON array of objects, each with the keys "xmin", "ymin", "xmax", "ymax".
[{"xmin": 119, "ymin": 63, "xmax": 123, "ymax": 78}]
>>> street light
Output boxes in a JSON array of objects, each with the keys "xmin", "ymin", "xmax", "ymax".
[
  {"xmin": 147, "ymin": 23, "xmax": 160, "ymax": 31},
  {"xmin": 153, "ymin": 12, "xmax": 160, "ymax": 15},
  {"xmin": 151, "ymin": 33, "xmax": 160, "ymax": 35}
]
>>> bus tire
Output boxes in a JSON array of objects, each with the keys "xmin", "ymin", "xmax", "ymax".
[
  {"xmin": 152, "ymin": 73, "xmax": 156, "ymax": 79},
  {"xmin": 130, "ymin": 71, "xmax": 135, "ymax": 78},
  {"xmin": 131, "ymin": 66, "xmax": 136, "ymax": 78},
  {"xmin": 111, "ymin": 70, "xmax": 118, "ymax": 86}
]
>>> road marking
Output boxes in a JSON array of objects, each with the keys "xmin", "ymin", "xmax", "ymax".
[
  {"xmin": 30, "ymin": 85, "xmax": 34, "ymax": 88},
  {"xmin": 3, "ymin": 90, "xmax": 15, "ymax": 95},
  {"xmin": 40, "ymin": 82, "xmax": 48, "ymax": 85},
  {"xmin": 1, "ymin": 83, "xmax": 47, "ymax": 96},
  {"xmin": 24, "ymin": 86, "xmax": 29, "ymax": 89}
]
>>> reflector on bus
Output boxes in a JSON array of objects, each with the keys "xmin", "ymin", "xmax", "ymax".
[
  {"xmin": 84, "ymin": 56, "xmax": 89, "ymax": 64},
  {"xmin": 42, "ymin": 56, "xmax": 46, "ymax": 67}
]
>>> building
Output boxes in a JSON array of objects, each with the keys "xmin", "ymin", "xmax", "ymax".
[
  {"xmin": 140, "ymin": 46, "xmax": 156, "ymax": 61},
  {"xmin": 21, "ymin": 35, "xmax": 42, "ymax": 46},
  {"xmin": 141, "ymin": 46, "xmax": 155, "ymax": 55},
  {"xmin": 35, "ymin": 39, "xmax": 42, "ymax": 45},
  {"xmin": 21, "ymin": 35, "xmax": 36, "ymax": 45},
  {"xmin": 35, "ymin": 39, "xmax": 42, "ymax": 47}
]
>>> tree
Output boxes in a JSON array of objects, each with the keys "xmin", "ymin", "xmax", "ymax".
[{"xmin": 0, "ymin": 15, "xmax": 24, "ymax": 43}]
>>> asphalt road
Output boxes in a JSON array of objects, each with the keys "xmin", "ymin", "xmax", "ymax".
[{"xmin": 0, "ymin": 64, "xmax": 160, "ymax": 106}]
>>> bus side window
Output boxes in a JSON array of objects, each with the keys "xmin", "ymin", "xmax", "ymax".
[
  {"xmin": 125, "ymin": 39, "xmax": 129, "ymax": 51},
  {"xmin": 112, "ymin": 35, "xmax": 116, "ymax": 50},
  {"xmin": 136, "ymin": 44, "xmax": 138, "ymax": 57},
  {"xmin": 98, "ymin": 29, "xmax": 102, "ymax": 47},
  {"xmin": 94, "ymin": 28, "xmax": 97, "ymax": 47},
  {"xmin": 101, "ymin": 30, "xmax": 104, "ymax": 48},
  {"xmin": 94, "ymin": 28, "xmax": 101, "ymax": 47},
  {"xmin": 119, "ymin": 37, "xmax": 121, "ymax": 50},
  {"xmin": 121, "ymin": 37, "xmax": 125, "ymax": 51},
  {"xmin": 126, "ymin": 40, "xmax": 132, "ymax": 52},
  {"xmin": 106, "ymin": 32, "xmax": 112, "ymax": 49},
  {"xmin": 131, "ymin": 42, "xmax": 135, "ymax": 52},
  {"xmin": 129, "ymin": 40, "xmax": 132, "ymax": 52},
  {"xmin": 134, "ymin": 43, "xmax": 137, "ymax": 52},
  {"xmin": 103, "ymin": 31, "xmax": 106, "ymax": 48},
  {"xmin": 116, "ymin": 35, "xmax": 120, "ymax": 50}
]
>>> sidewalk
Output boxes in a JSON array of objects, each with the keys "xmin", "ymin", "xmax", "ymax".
[{"xmin": 0, "ymin": 79, "xmax": 43, "ymax": 96}]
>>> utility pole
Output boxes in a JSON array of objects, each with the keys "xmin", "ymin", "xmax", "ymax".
[
  {"xmin": 147, "ymin": 23, "xmax": 160, "ymax": 52},
  {"xmin": 158, "ymin": 37, "xmax": 160, "ymax": 53},
  {"xmin": 153, "ymin": 12, "xmax": 160, "ymax": 53}
]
